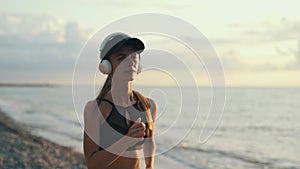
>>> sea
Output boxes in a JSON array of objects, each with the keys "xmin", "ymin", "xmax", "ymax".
[{"xmin": 0, "ymin": 85, "xmax": 299, "ymax": 169}]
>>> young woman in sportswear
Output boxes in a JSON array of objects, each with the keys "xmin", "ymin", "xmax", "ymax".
[{"xmin": 83, "ymin": 32, "xmax": 157, "ymax": 169}]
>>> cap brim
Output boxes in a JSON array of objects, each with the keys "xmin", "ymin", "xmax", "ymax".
[
  {"xmin": 105, "ymin": 38, "xmax": 145, "ymax": 59},
  {"xmin": 124, "ymin": 38, "xmax": 145, "ymax": 53}
]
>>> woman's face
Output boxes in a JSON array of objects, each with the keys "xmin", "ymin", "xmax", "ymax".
[{"xmin": 109, "ymin": 44, "xmax": 140, "ymax": 81}]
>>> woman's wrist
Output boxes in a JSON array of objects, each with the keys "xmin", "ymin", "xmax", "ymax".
[{"xmin": 146, "ymin": 164, "xmax": 154, "ymax": 169}]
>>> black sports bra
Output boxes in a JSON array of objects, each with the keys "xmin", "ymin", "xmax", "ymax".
[{"xmin": 96, "ymin": 97, "xmax": 150, "ymax": 151}]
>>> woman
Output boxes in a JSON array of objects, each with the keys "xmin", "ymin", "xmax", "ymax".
[{"xmin": 83, "ymin": 32, "xmax": 157, "ymax": 169}]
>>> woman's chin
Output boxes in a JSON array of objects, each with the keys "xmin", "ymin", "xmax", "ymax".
[
  {"xmin": 127, "ymin": 75, "xmax": 135, "ymax": 81},
  {"xmin": 123, "ymin": 73, "xmax": 136, "ymax": 81},
  {"xmin": 113, "ymin": 72, "xmax": 136, "ymax": 81}
]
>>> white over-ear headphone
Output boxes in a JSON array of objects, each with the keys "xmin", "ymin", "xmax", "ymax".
[
  {"xmin": 98, "ymin": 60, "xmax": 112, "ymax": 75},
  {"xmin": 98, "ymin": 57, "xmax": 142, "ymax": 75}
]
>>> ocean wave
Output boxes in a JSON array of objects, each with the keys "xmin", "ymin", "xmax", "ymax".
[{"xmin": 176, "ymin": 143, "xmax": 271, "ymax": 165}]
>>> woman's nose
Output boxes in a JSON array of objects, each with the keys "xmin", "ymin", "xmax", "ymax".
[
  {"xmin": 128, "ymin": 54, "xmax": 138, "ymax": 63},
  {"xmin": 130, "ymin": 53, "xmax": 138, "ymax": 60}
]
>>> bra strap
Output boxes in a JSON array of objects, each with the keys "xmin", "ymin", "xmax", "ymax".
[{"xmin": 99, "ymin": 99, "xmax": 115, "ymax": 108}]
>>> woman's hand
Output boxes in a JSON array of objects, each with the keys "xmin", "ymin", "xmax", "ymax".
[{"xmin": 127, "ymin": 118, "xmax": 146, "ymax": 138}]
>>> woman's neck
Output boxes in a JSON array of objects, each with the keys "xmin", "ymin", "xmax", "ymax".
[{"xmin": 111, "ymin": 80, "xmax": 135, "ymax": 106}]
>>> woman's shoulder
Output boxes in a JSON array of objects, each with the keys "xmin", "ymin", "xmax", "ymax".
[
  {"xmin": 84, "ymin": 98, "xmax": 113, "ymax": 122},
  {"xmin": 147, "ymin": 97, "xmax": 157, "ymax": 119},
  {"xmin": 84, "ymin": 99, "xmax": 98, "ymax": 114},
  {"xmin": 83, "ymin": 99, "xmax": 101, "ymax": 126}
]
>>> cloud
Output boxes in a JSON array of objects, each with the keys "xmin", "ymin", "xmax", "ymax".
[
  {"xmin": 208, "ymin": 18, "xmax": 300, "ymax": 72},
  {"xmin": 274, "ymin": 46, "xmax": 290, "ymax": 56},
  {"xmin": 295, "ymin": 40, "xmax": 300, "ymax": 64},
  {"xmin": 244, "ymin": 19, "xmax": 299, "ymax": 42},
  {"xmin": 212, "ymin": 18, "xmax": 300, "ymax": 47},
  {"xmin": 284, "ymin": 39, "xmax": 300, "ymax": 70},
  {"xmin": 217, "ymin": 48, "xmax": 287, "ymax": 73},
  {"xmin": 0, "ymin": 13, "xmax": 93, "ymax": 83},
  {"xmin": 138, "ymin": 34, "xmax": 284, "ymax": 73},
  {"xmin": 137, "ymin": 17, "xmax": 300, "ymax": 74},
  {"xmin": 218, "ymin": 50, "xmax": 246, "ymax": 71},
  {"xmin": 0, "ymin": 13, "xmax": 65, "ymax": 42},
  {"xmin": 100, "ymin": 0, "xmax": 189, "ymax": 10},
  {"xmin": 162, "ymin": 34, "xmax": 284, "ymax": 72}
]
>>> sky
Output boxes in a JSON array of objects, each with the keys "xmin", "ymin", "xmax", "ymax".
[{"xmin": 0, "ymin": 0, "xmax": 300, "ymax": 87}]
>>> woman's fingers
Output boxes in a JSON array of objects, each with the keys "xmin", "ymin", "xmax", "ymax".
[
  {"xmin": 132, "ymin": 118, "xmax": 141, "ymax": 126},
  {"xmin": 135, "ymin": 122, "xmax": 146, "ymax": 132},
  {"xmin": 131, "ymin": 131, "xmax": 146, "ymax": 138},
  {"xmin": 127, "ymin": 118, "xmax": 146, "ymax": 138},
  {"xmin": 129, "ymin": 127, "xmax": 146, "ymax": 137},
  {"xmin": 131, "ymin": 127, "xmax": 146, "ymax": 136}
]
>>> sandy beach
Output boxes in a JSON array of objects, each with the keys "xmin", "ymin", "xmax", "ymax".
[{"xmin": 0, "ymin": 109, "xmax": 86, "ymax": 169}]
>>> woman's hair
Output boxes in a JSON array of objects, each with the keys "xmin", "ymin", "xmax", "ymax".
[{"xmin": 96, "ymin": 74, "xmax": 112, "ymax": 102}]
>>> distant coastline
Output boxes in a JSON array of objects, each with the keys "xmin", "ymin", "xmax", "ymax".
[{"xmin": 0, "ymin": 83, "xmax": 59, "ymax": 87}]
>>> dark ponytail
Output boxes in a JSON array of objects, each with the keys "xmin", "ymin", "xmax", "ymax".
[
  {"xmin": 96, "ymin": 75, "xmax": 112, "ymax": 105},
  {"xmin": 133, "ymin": 90, "xmax": 154, "ymax": 136},
  {"xmin": 132, "ymin": 90, "xmax": 150, "ymax": 111}
]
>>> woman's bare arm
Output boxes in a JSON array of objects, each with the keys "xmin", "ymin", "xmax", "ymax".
[{"xmin": 143, "ymin": 98, "xmax": 157, "ymax": 169}]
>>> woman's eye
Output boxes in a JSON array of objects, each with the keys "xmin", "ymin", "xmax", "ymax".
[{"xmin": 118, "ymin": 56, "xmax": 126, "ymax": 61}]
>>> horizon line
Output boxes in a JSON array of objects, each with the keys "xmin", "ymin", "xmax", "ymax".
[{"xmin": 1, "ymin": 82, "xmax": 300, "ymax": 88}]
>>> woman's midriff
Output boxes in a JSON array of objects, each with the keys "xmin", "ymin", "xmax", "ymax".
[{"xmin": 105, "ymin": 150, "xmax": 142, "ymax": 169}]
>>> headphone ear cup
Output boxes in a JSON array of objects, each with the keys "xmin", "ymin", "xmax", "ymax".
[
  {"xmin": 99, "ymin": 60, "xmax": 112, "ymax": 74},
  {"xmin": 137, "ymin": 63, "xmax": 142, "ymax": 74}
]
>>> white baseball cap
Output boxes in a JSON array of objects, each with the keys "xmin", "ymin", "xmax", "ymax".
[{"xmin": 99, "ymin": 32, "xmax": 145, "ymax": 60}]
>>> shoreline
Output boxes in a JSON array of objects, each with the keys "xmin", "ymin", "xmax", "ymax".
[
  {"xmin": 0, "ymin": 83, "xmax": 58, "ymax": 87},
  {"xmin": 0, "ymin": 109, "xmax": 86, "ymax": 169}
]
